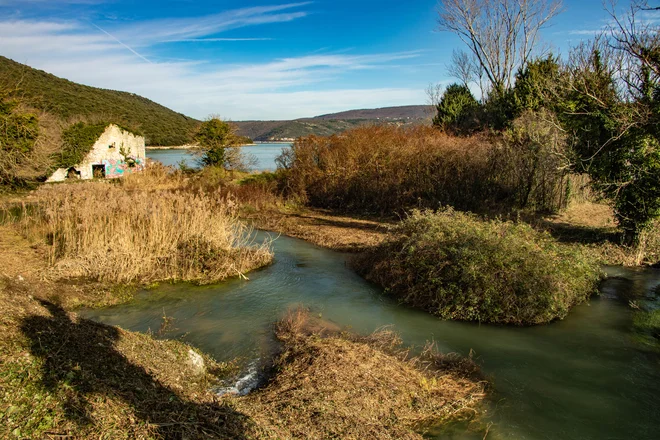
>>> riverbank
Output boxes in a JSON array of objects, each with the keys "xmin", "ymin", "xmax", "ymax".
[
  {"xmin": 0, "ymin": 227, "xmax": 488, "ymax": 439},
  {"xmin": 247, "ymin": 207, "xmax": 391, "ymax": 252},
  {"xmin": 0, "ymin": 224, "xmax": 245, "ymax": 438},
  {"xmin": 146, "ymin": 144, "xmax": 198, "ymax": 150},
  {"xmin": 0, "ymin": 175, "xmax": 489, "ymax": 439}
]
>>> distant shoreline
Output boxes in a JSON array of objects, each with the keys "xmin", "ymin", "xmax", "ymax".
[
  {"xmin": 147, "ymin": 141, "xmax": 291, "ymax": 150},
  {"xmin": 146, "ymin": 145, "xmax": 197, "ymax": 150}
]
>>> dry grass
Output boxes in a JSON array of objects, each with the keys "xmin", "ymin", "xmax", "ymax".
[
  {"xmin": 0, "ymin": 225, "xmax": 249, "ymax": 439},
  {"xmin": 234, "ymin": 309, "xmax": 487, "ymax": 440},
  {"xmin": 280, "ymin": 125, "xmax": 576, "ymax": 215},
  {"xmin": 538, "ymin": 201, "xmax": 660, "ymax": 266},
  {"xmin": 545, "ymin": 200, "xmax": 616, "ymax": 229},
  {"xmin": 249, "ymin": 208, "xmax": 391, "ymax": 252},
  {"xmin": 0, "ymin": 277, "xmax": 249, "ymax": 440},
  {"xmin": 7, "ymin": 173, "xmax": 272, "ymax": 285}
]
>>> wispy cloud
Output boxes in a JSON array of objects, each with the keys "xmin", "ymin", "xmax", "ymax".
[
  {"xmin": 89, "ymin": 22, "xmax": 152, "ymax": 63},
  {"xmin": 162, "ymin": 38, "xmax": 274, "ymax": 43},
  {"xmin": 0, "ymin": 0, "xmax": 105, "ymax": 4},
  {"xmin": 112, "ymin": 3, "xmax": 311, "ymax": 45},
  {"xmin": 567, "ymin": 29, "xmax": 602, "ymax": 35},
  {"xmin": 0, "ymin": 14, "xmax": 424, "ymax": 119}
]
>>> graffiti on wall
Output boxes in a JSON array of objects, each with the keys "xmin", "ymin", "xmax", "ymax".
[{"xmin": 102, "ymin": 157, "xmax": 145, "ymax": 178}]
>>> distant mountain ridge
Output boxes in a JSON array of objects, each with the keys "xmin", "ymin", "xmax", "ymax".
[
  {"xmin": 314, "ymin": 105, "xmax": 432, "ymax": 120},
  {"xmin": 235, "ymin": 105, "xmax": 432, "ymax": 142}
]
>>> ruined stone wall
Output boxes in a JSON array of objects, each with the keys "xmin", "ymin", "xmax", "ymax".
[{"xmin": 47, "ymin": 125, "xmax": 146, "ymax": 182}]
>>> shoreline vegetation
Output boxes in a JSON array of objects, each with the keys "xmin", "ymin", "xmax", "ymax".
[
  {"xmin": 2, "ymin": 0, "xmax": 660, "ymax": 432},
  {"xmin": 1, "ymin": 123, "xmax": 658, "ymax": 437}
]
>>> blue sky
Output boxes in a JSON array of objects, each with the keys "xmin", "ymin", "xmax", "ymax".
[{"xmin": 0, "ymin": 0, "xmax": 648, "ymax": 120}]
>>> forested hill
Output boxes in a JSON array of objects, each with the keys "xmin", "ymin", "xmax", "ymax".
[
  {"xmin": 314, "ymin": 105, "xmax": 432, "ymax": 120},
  {"xmin": 0, "ymin": 56, "xmax": 199, "ymax": 146},
  {"xmin": 234, "ymin": 106, "xmax": 432, "ymax": 142}
]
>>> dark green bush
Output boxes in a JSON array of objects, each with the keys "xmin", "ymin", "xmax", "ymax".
[
  {"xmin": 55, "ymin": 122, "xmax": 108, "ymax": 169},
  {"xmin": 354, "ymin": 209, "xmax": 601, "ymax": 325},
  {"xmin": 432, "ymin": 83, "xmax": 480, "ymax": 134},
  {"xmin": 0, "ymin": 98, "xmax": 40, "ymax": 188}
]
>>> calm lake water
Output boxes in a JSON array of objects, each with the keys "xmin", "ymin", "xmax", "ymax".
[
  {"xmin": 81, "ymin": 233, "xmax": 660, "ymax": 440},
  {"xmin": 146, "ymin": 143, "xmax": 290, "ymax": 171}
]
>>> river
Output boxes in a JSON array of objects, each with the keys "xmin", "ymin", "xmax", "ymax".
[
  {"xmin": 146, "ymin": 143, "xmax": 290, "ymax": 171},
  {"xmin": 80, "ymin": 232, "xmax": 660, "ymax": 440}
]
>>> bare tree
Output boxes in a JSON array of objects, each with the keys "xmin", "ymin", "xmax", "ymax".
[
  {"xmin": 606, "ymin": 0, "xmax": 660, "ymax": 97},
  {"xmin": 425, "ymin": 82, "xmax": 444, "ymax": 106},
  {"xmin": 447, "ymin": 49, "xmax": 477, "ymax": 87},
  {"xmin": 437, "ymin": 0, "xmax": 563, "ymax": 96}
]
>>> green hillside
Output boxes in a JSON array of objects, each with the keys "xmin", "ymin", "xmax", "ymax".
[
  {"xmin": 235, "ymin": 117, "xmax": 429, "ymax": 141},
  {"xmin": 0, "ymin": 56, "xmax": 199, "ymax": 146}
]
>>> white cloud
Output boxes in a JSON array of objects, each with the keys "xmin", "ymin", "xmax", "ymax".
[
  {"xmin": 0, "ymin": 12, "xmax": 425, "ymax": 120},
  {"xmin": 112, "ymin": 2, "xmax": 311, "ymax": 45},
  {"xmin": 0, "ymin": 0, "xmax": 104, "ymax": 4}
]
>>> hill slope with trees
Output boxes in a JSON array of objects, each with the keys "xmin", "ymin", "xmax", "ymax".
[
  {"xmin": 234, "ymin": 106, "xmax": 431, "ymax": 141},
  {"xmin": 0, "ymin": 56, "xmax": 199, "ymax": 146}
]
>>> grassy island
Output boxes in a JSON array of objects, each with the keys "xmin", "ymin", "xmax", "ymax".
[{"xmin": 355, "ymin": 209, "xmax": 602, "ymax": 325}]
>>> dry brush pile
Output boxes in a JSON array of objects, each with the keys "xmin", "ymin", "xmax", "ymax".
[{"xmin": 234, "ymin": 309, "xmax": 487, "ymax": 439}]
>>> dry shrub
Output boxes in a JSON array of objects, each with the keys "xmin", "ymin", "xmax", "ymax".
[
  {"xmin": 630, "ymin": 218, "xmax": 660, "ymax": 266},
  {"xmin": 281, "ymin": 124, "xmax": 571, "ymax": 215},
  {"xmin": 0, "ymin": 103, "xmax": 63, "ymax": 189},
  {"xmin": 17, "ymin": 181, "xmax": 272, "ymax": 284},
  {"xmin": 354, "ymin": 209, "xmax": 602, "ymax": 325},
  {"xmin": 281, "ymin": 125, "xmax": 491, "ymax": 214},
  {"xmin": 120, "ymin": 160, "xmax": 185, "ymax": 191},
  {"xmin": 495, "ymin": 109, "xmax": 571, "ymax": 212},
  {"xmin": 236, "ymin": 309, "xmax": 487, "ymax": 440}
]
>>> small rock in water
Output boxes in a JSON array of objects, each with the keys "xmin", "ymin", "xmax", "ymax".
[{"xmin": 187, "ymin": 349, "xmax": 205, "ymax": 376}]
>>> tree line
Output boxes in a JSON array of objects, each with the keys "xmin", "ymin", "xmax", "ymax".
[{"xmin": 432, "ymin": 0, "xmax": 660, "ymax": 244}]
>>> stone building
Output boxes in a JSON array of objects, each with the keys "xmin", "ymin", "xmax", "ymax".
[{"xmin": 47, "ymin": 124, "xmax": 146, "ymax": 182}]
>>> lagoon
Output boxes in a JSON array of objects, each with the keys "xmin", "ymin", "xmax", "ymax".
[{"xmin": 146, "ymin": 143, "xmax": 291, "ymax": 171}]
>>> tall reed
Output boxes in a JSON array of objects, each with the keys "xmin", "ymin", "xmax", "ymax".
[{"xmin": 19, "ymin": 180, "xmax": 272, "ymax": 284}]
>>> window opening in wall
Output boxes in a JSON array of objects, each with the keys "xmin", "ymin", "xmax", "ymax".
[
  {"xmin": 92, "ymin": 164, "xmax": 106, "ymax": 179},
  {"xmin": 66, "ymin": 167, "xmax": 81, "ymax": 179}
]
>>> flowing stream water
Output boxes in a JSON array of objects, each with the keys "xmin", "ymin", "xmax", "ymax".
[{"xmin": 80, "ymin": 232, "xmax": 660, "ymax": 440}]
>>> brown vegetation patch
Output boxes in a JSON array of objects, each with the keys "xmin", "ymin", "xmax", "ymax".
[
  {"xmin": 249, "ymin": 208, "xmax": 391, "ymax": 252},
  {"xmin": 234, "ymin": 310, "xmax": 487, "ymax": 439},
  {"xmin": 279, "ymin": 125, "xmax": 577, "ymax": 215},
  {"xmin": 0, "ymin": 279, "xmax": 250, "ymax": 439},
  {"xmin": 7, "ymin": 174, "xmax": 272, "ymax": 285}
]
